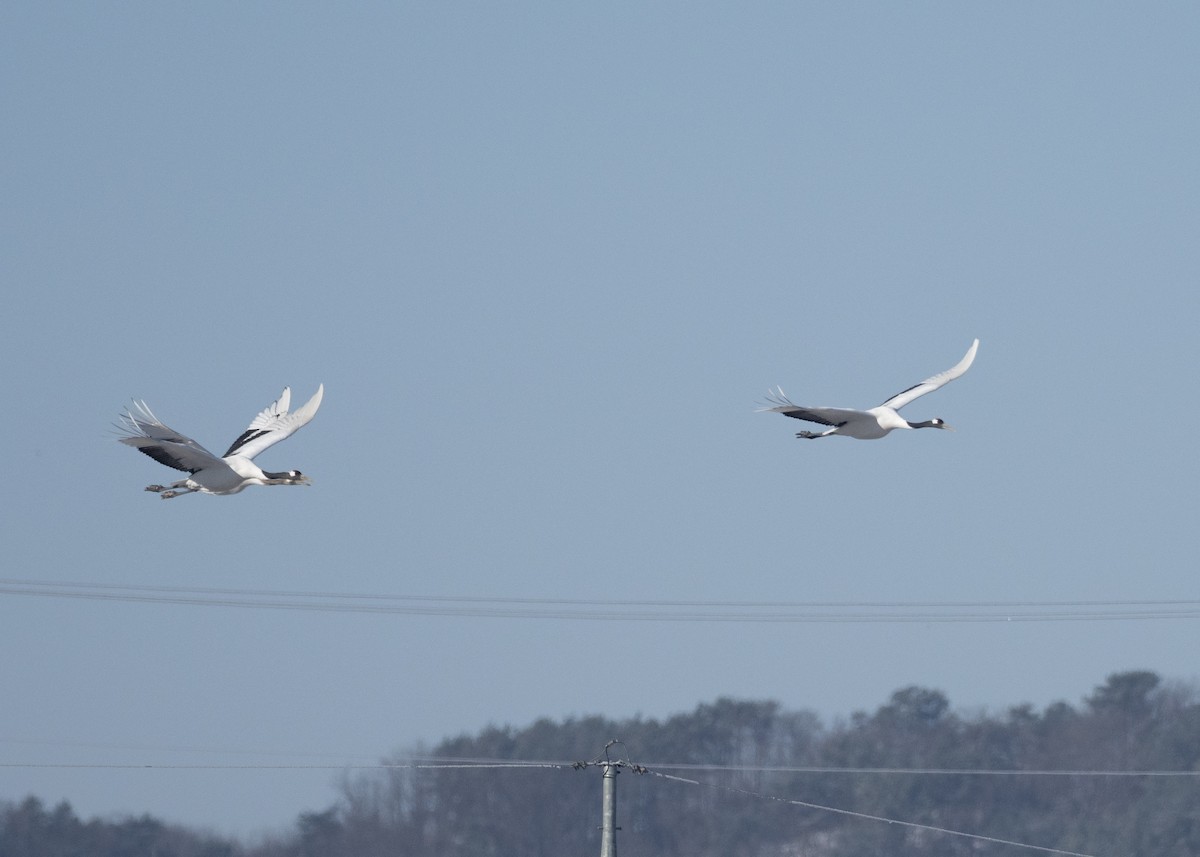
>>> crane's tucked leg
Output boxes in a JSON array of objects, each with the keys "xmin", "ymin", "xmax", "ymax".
[
  {"xmin": 796, "ymin": 429, "xmax": 835, "ymax": 439},
  {"xmin": 159, "ymin": 488, "xmax": 198, "ymax": 499},
  {"xmin": 145, "ymin": 480, "xmax": 189, "ymax": 493}
]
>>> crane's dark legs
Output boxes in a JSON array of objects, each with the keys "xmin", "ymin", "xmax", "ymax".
[{"xmin": 145, "ymin": 480, "xmax": 195, "ymax": 498}]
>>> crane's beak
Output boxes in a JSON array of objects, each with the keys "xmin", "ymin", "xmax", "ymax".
[{"xmin": 940, "ymin": 423, "xmax": 955, "ymax": 432}]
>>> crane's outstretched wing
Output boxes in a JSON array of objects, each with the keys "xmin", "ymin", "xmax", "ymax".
[
  {"xmin": 756, "ymin": 388, "xmax": 860, "ymax": 427},
  {"xmin": 116, "ymin": 401, "xmax": 224, "ymax": 473},
  {"xmin": 222, "ymin": 384, "xmax": 324, "ymax": 460},
  {"xmin": 880, "ymin": 338, "xmax": 979, "ymax": 411}
]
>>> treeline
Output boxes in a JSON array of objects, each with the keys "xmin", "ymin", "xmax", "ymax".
[
  {"xmin": 4, "ymin": 671, "xmax": 1199, "ymax": 856},
  {"xmin": 0, "ymin": 798, "xmax": 237, "ymax": 857}
]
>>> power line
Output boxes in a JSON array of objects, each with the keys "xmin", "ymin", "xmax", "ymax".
[
  {"xmin": 637, "ymin": 762, "xmax": 1200, "ymax": 778},
  {"xmin": 0, "ymin": 752, "xmax": 1160, "ymax": 855},
  {"xmin": 3, "ymin": 578, "xmax": 1199, "ymax": 623},
  {"xmin": 572, "ymin": 747, "xmax": 1104, "ymax": 857},
  {"xmin": 644, "ymin": 767, "xmax": 1099, "ymax": 857},
  {"xmin": 3, "ymin": 756, "xmax": 1197, "ymax": 778},
  {"xmin": 0, "ymin": 761, "xmax": 568, "ymax": 771},
  {"xmin": 6, "ymin": 577, "xmax": 1200, "ymax": 608}
]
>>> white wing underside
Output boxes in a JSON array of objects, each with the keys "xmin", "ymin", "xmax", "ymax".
[
  {"xmin": 759, "ymin": 338, "xmax": 979, "ymax": 421},
  {"xmin": 879, "ymin": 338, "xmax": 979, "ymax": 410},
  {"xmin": 221, "ymin": 384, "xmax": 325, "ymax": 460}
]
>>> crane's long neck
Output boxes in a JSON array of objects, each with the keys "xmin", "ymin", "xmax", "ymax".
[{"xmin": 262, "ymin": 469, "xmax": 309, "ymax": 485}]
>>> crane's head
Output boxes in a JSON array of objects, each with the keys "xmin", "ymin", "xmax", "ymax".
[{"xmin": 908, "ymin": 418, "xmax": 954, "ymax": 431}]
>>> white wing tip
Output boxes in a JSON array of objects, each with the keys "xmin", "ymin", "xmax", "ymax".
[{"xmin": 301, "ymin": 383, "xmax": 324, "ymax": 413}]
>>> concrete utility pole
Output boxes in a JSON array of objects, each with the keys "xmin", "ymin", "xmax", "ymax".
[
  {"xmin": 600, "ymin": 756, "xmax": 619, "ymax": 857},
  {"xmin": 575, "ymin": 740, "xmax": 645, "ymax": 857}
]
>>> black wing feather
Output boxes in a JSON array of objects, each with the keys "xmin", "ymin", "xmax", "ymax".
[
  {"xmin": 135, "ymin": 445, "xmax": 201, "ymax": 473},
  {"xmin": 223, "ymin": 429, "xmax": 271, "ymax": 458},
  {"xmin": 778, "ymin": 408, "xmax": 845, "ymax": 428}
]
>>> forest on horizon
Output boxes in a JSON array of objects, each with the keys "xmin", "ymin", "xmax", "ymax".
[{"xmin": 4, "ymin": 669, "xmax": 1199, "ymax": 857}]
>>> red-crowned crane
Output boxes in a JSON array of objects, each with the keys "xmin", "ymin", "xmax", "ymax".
[
  {"xmin": 761, "ymin": 340, "xmax": 978, "ymax": 440},
  {"xmin": 117, "ymin": 385, "xmax": 324, "ymax": 498}
]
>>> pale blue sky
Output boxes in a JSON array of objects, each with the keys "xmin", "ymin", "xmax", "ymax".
[{"xmin": 2, "ymin": 1, "xmax": 1198, "ymax": 839}]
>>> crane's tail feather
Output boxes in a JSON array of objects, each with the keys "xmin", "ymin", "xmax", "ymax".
[{"xmin": 755, "ymin": 386, "xmax": 796, "ymax": 412}]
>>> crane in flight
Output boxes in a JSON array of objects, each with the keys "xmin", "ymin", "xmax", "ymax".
[
  {"xmin": 116, "ymin": 385, "xmax": 324, "ymax": 498},
  {"xmin": 760, "ymin": 340, "xmax": 978, "ymax": 440}
]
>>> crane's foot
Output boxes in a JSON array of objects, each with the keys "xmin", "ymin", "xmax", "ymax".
[
  {"xmin": 796, "ymin": 432, "xmax": 819, "ymax": 439},
  {"xmin": 145, "ymin": 484, "xmax": 166, "ymax": 492},
  {"xmin": 160, "ymin": 490, "xmax": 180, "ymax": 499}
]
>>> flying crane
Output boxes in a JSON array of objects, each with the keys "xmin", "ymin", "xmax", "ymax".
[
  {"xmin": 760, "ymin": 340, "xmax": 978, "ymax": 440},
  {"xmin": 117, "ymin": 385, "xmax": 324, "ymax": 498}
]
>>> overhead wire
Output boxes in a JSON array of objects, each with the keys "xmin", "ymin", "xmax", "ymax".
[
  {"xmin": 574, "ymin": 753, "xmax": 1104, "ymax": 857},
  {"xmin": 633, "ymin": 761, "xmax": 1200, "ymax": 778},
  {"xmin": 0, "ymin": 755, "xmax": 1118, "ymax": 855},
  {"xmin": 3, "ymin": 578, "xmax": 1199, "ymax": 623},
  {"xmin": 0, "ymin": 761, "xmax": 569, "ymax": 771},
  {"xmin": 642, "ymin": 766, "xmax": 1100, "ymax": 857},
  {"xmin": 4, "ymin": 752, "xmax": 1171, "ymax": 855},
  {"xmin": 4, "ymin": 754, "xmax": 1197, "ymax": 777}
]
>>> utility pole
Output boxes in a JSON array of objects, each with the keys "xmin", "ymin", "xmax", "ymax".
[
  {"xmin": 575, "ymin": 740, "xmax": 646, "ymax": 857},
  {"xmin": 600, "ymin": 756, "xmax": 619, "ymax": 857}
]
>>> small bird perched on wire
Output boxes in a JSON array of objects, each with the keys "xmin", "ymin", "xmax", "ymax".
[
  {"xmin": 760, "ymin": 339, "xmax": 978, "ymax": 440},
  {"xmin": 116, "ymin": 385, "xmax": 324, "ymax": 498}
]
